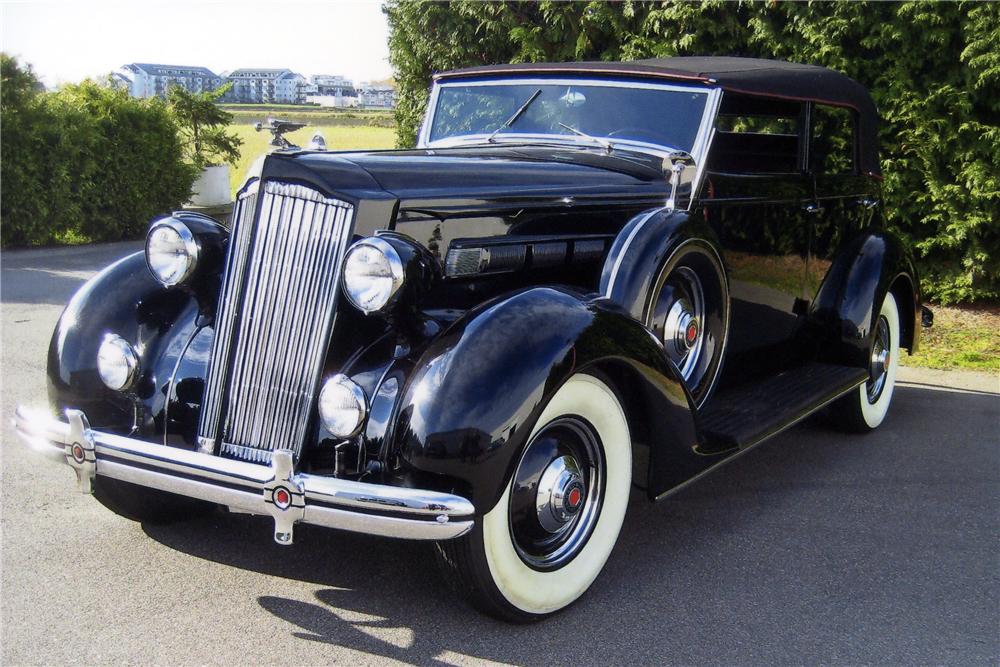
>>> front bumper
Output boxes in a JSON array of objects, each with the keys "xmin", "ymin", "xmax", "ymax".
[{"xmin": 13, "ymin": 406, "xmax": 474, "ymax": 544}]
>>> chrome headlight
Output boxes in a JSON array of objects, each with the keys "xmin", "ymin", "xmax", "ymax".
[
  {"xmin": 145, "ymin": 218, "xmax": 199, "ymax": 286},
  {"xmin": 97, "ymin": 334, "xmax": 139, "ymax": 391},
  {"xmin": 318, "ymin": 374, "xmax": 368, "ymax": 437},
  {"xmin": 342, "ymin": 237, "xmax": 405, "ymax": 314}
]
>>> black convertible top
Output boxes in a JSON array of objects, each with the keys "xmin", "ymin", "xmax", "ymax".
[{"xmin": 437, "ymin": 56, "xmax": 881, "ymax": 175}]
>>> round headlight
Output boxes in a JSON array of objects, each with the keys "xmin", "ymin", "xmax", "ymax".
[
  {"xmin": 342, "ymin": 237, "xmax": 404, "ymax": 314},
  {"xmin": 145, "ymin": 218, "xmax": 199, "ymax": 286},
  {"xmin": 97, "ymin": 334, "xmax": 140, "ymax": 391},
  {"xmin": 318, "ymin": 374, "xmax": 368, "ymax": 438}
]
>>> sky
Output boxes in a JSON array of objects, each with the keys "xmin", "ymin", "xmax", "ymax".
[{"xmin": 1, "ymin": 0, "xmax": 394, "ymax": 87}]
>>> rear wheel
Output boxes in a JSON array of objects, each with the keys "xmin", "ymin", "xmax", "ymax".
[
  {"xmin": 435, "ymin": 374, "xmax": 631, "ymax": 622},
  {"xmin": 830, "ymin": 291, "xmax": 901, "ymax": 431},
  {"xmin": 93, "ymin": 476, "xmax": 212, "ymax": 524}
]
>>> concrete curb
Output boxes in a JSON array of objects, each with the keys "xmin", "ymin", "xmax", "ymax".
[{"xmin": 898, "ymin": 365, "xmax": 999, "ymax": 394}]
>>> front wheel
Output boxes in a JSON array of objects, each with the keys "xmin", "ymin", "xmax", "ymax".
[
  {"xmin": 830, "ymin": 291, "xmax": 901, "ymax": 431},
  {"xmin": 434, "ymin": 374, "xmax": 631, "ymax": 622}
]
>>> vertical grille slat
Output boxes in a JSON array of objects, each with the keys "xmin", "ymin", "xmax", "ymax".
[{"xmin": 197, "ymin": 181, "xmax": 355, "ymax": 463}]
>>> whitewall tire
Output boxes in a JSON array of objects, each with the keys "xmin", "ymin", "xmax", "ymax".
[
  {"xmin": 832, "ymin": 291, "xmax": 901, "ymax": 431},
  {"xmin": 435, "ymin": 373, "xmax": 631, "ymax": 621}
]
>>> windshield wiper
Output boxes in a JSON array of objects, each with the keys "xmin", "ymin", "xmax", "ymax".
[
  {"xmin": 487, "ymin": 89, "xmax": 542, "ymax": 143},
  {"xmin": 558, "ymin": 122, "xmax": 615, "ymax": 154}
]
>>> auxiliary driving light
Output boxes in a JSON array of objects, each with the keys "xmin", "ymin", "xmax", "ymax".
[
  {"xmin": 97, "ymin": 334, "xmax": 140, "ymax": 391},
  {"xmin": 318, "ymin": 374, "xmax": 368, "ymax": 438}
]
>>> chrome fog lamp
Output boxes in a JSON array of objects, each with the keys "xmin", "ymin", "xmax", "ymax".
[
  {"xmin": 97, "ymin": 334, "xmax": 140, "ymax": 391},
  {"xmin": 318, "ymin": 374, "xmax": 368, "ymax": 437},
  {"xmin": 342, "ymin": 237, "xmax": 404, "ymax": 314},
  {"xmin": 145, "ymin": 218, "xmax": 199, "ymax": 286}
]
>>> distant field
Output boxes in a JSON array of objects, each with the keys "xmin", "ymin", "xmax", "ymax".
[
  {"xmin": 228, "ymin": 123, "xmax": 396, "ymax": 195},
  {"xmin": 220, "ymin": 105, "xmax": 395, "ymax": 127}
]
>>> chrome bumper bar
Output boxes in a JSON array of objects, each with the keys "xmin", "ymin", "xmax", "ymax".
[{"xmin": 13, "ymin": 406, "xmax": 475, "ymax": 544}]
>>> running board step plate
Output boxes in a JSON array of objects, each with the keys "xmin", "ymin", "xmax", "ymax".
[{"xmin": 699, "ymin": 362, "xmax": 869, "ymax": 451}]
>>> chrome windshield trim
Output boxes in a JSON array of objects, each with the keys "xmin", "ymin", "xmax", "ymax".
[
  {"xmin": 417, "ymin": 75, "xmax": 723, "ymax": 205},
  {"xmin": 418, "ymin": 76, "xmax": 716, "ymax": 156},
  {"xmin": 425, "ymin": 133, "xmax": 685, "ymax": 161}
]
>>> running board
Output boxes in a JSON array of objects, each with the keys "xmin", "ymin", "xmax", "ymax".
[{"xmin": 699, "ymin": 362, "xmax": 869, "ymax": 452}]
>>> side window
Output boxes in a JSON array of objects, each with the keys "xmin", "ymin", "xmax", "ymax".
[
  {"xmin": 810, "ymin": 105, "xmax": 856, "ymax": 175},
  {"xmin": 709, "ymin": 95, "xmax": 802, "ymax": 174}
]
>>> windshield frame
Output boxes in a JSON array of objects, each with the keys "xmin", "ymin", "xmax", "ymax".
[{"xmin": 418, "ymin": 76, "xmax": 722, "ymax": 165}]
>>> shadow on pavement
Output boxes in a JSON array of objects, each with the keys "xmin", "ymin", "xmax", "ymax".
[{"xmin": 142, "ymin": 384, "xmax": 999, "ymax": 664}]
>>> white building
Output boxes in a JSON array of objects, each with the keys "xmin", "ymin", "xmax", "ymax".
[
  {"xmin": 305, "ymin": 93, "xmax": 360, "ymax": 109},
  {"xmin": 227, "ymin": 68, "xmax": 310, "ymax": 104},
  {"xmin": 116, "ymin": 63, "xmax": 225, "ymax": 99},
  {"xmin": 357, "ymin": 82, "xmax": 397, "ymax": 109}
]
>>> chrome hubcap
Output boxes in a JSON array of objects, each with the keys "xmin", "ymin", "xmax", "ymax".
[
  {"xmin": 661, "ymin": 267, "xmax": 705, "ymax": 381},
  {"xmin": 509, "ymin": 417, "xmax": 603, "ymax": 570},
  {"xmin": 535, "ymin": 455, "xmax": 586, "ymax": 533},
  {"xmin": 867, "ymin": 315, "xmax": 891, "ymax": 403}
]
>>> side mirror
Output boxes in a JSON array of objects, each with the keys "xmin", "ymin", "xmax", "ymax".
[{"xmin": 662, "ymin": 151, "xmax": 695, "ymax": 211}]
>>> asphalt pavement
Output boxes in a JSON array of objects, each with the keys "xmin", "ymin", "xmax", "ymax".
[{"xmin": 2, "ymin": 242, "xmax": 998, "ymax": 665}]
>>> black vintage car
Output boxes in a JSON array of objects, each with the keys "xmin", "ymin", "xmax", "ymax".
[{"xmin": 15, "ymin": 57, "xmax": 925, "ymax": 621}]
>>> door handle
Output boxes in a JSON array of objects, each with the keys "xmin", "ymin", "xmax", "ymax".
[
  {"xmin": 857, "ymin": 197, "xmax": 879, "ymax": 209},
  {"xmin": 802, "ymin": 202, "xmax": 824, "ymax": 214}
]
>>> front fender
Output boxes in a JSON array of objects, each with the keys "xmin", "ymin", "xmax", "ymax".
[
  {"xmin": 392, "ymin": 287, "xmax": 700, "ymax": 514},
  {"xmin": 47, "ymin": 251, "xmax": 200, "ymax": 440}
]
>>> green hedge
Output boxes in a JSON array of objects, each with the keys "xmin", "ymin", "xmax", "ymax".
[
  {"xmin": 386, "ymin": 1, "xmax": 1000, "ymax": 304},
  {"xmin": 1, "ymin": 55, "xmax": 196, "ymax": 247}
]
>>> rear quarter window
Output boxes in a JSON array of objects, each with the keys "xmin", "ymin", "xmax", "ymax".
[{"xmin": 810, "ymin": 105, "xmax": 857, "ymax": 175}]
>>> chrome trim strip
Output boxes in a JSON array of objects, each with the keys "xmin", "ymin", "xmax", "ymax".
[
  {"xmin": 14, "ymin": 406, "xmax": 475, "ymax": 543},
  {"xmin": 688, "ymin": 87, "xmax": 723, "ymax": 209},
  {"xmin": 603, "ymin": 207, "xmax": 665, "ymax": 298}
]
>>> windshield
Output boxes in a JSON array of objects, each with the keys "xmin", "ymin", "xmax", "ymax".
[{"xmin": 427, "ymin": 79, "xmax": 709, "ymax": 153}]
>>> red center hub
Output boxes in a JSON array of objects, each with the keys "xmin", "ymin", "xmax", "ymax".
[
  {"xmin": 273, "ymin": 487, "xmax": 291, "ymax": 509},
  {"xmin": 567, "ymin": 487, "xmax": 582, "ymax": 508},
  {"xmin": 685, "ymin": 322, "xmax": 698, "ymax": 345}
]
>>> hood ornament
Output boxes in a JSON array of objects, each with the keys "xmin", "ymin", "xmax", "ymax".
[{"xmin": 255, "ymin": 117, "xmax": 307, "ymax": 150}]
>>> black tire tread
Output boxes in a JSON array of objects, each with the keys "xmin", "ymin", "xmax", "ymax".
[{"xmin": 434, "ymin": 525, "xmax": 544, "ymax": 624}]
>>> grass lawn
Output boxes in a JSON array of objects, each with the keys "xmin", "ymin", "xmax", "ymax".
[
  {"xmin": 903, "ymin": 303, "xmax": 1000, "ymax": 373},
  {"xmin": 228, "ymin": 123, "xmax": 396, "ymax": 195}
]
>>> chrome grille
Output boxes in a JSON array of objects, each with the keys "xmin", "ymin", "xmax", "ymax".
[{"xmin": 197, "ymin": 180, "xmax": 355, "ymax": 463}]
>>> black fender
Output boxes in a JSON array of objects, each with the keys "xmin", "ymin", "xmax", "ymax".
[
  {"xmin": 390, "ymin": 286, "xmax": 704, "ymax": 514},
  {"xmin": 812, "ymin": 229, "xmax": 921, "ymax": 366},
  {"xmin": 598, "ymin": 206, "xmax": 730, "ymax": 407},
  {"xmin": 599, "ymin": 207, "xmax": 725, "ymax": 320},
  {"xmin": 46, "ymin": 251, "xmax": 201, "ymax": 442}
]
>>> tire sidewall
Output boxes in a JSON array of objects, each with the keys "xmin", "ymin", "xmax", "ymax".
[
  {"xmin": 858, "ymin": 292, "xmax": 900, "ymax": 429},
  {"xmin": 481, "ymin": 374, "xmax": 631, "ymax": 616}
]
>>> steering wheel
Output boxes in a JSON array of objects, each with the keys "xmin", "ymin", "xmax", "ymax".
[{"xmin": 607, "ymin": 127, "xmax": 675, "ymax": 146}]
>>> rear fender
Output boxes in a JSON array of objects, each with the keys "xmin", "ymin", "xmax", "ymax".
[
  {"xmin": 600, "ymin": 207, "xmax": 724, "ymax": 320},
  {"xmin": 812, "ymin": 230, "xmax": 920, "ymax": 366},
  {"xmin": 391, "ymin": 287, "xmax": 702, "ymax": 514}
]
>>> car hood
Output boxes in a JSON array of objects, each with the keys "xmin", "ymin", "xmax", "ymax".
[{"xmin": 260, "ymin": 144, "xmax": 668, "ymax": 204}]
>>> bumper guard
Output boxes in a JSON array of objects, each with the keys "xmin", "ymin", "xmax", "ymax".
[{"xmin": 13, "ymin": 406, "xmax": 475, "ymax": 544}]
